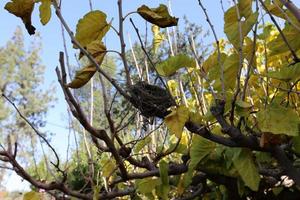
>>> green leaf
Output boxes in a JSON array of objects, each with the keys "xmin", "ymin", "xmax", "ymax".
[
  {"xmin": 202, "ymin": 51, "xmax": 227, "ymax": 72},
  {"xmin": 136, "ymin": 178, "xmax": 160, "ymax": 194},
  {"xmin": 268, "ymin": 24, "xmax": 300, "ymax": 57},
  {"xmin": 292, "ymin": 136, "xmax": 300, "ymax": 154},
  {"xmin": 184, "ymin": 135, "xmax": 216, "ymax": 187},
  {"xmin": 67, "ymin": 65, "xmax": 96, "ymax": 88},
  {"xmin": 152, "ymin": 25, "xmax": 165, "ymax": 53},
  {"xmin": 39, "ymin": 0, "xmax": 51, "ymax": 25},
  {"xmin": 137, "ymin": 4, "xmax": 178, "ymax": 28},
  {"xmin": 224, "ymin": 0, "xmax": 258, "ymax": 48},
  {"xmin": 257, "ymin": 103, "xmax": 300, "ymax": 136},
  {"xmin": 190, "ymin": 135, "xmax": 216, "ymax": 169},
  {"xmin": 156, "ymin": 54, "xmax": 196, "ymax": 76},
  {"xmin": 93, "ymin": 185, "xmax": 100, "ymax": 200},
  {"xmin": 232, "ymin": 148, "xmax": 260, "ymax": 191},
  {"xmin": 159, "ymin": 160, "xmax": 169, "ymax": 185},
  {"xmin": 212, "ymin": 53, "xmax": 239, "ymax": 91},
  {"xmin": 75, "ymin": 10, "xmax": 110, "ymax": 48},
  {"xmin": 5, "ymin": 0, "xmax": 36, "ymax": 35},
  {"xmin": 134, "ymin": 136, "xmax": 151, "ymax": 153},
  {"xmin": 23, "ymin": 191, "xmax": 41, "ymax": 200},
  {"xmin": 157, "ymin": 160, "xmax": 170, "ymax": 200},
  {"xmin": 164, "ymin": 105, "xmax": 189, "ymax": 138},
  {"xmin": 235, "ymin": 100, "xmax": 252, "ymax": 117},
  {"xmin": 264, "ymin": 63, "xmax": 300, "ymax": 82}
]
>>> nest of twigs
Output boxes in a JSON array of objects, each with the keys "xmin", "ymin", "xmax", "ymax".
[{"xmin": 128, "ymin": 81, "xmax": 175, "ymax": 118}]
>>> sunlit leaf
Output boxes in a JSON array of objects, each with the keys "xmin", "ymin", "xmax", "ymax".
[
  {"xmin": 232, "ymin": 148, "xmax": 260, "ymax": 191},
  {"xmin": 156, "ymin": 54, "xmax": 196, "ymax": 76},
  {"xmin": 67, "ymin": 65, "xmax": 96, "ymax": 88},
  {"xmin": 39, "ymin": 0, "xmax": 51, "ymax": 25},
  {"xmin": 102, "ymin": 159, "xmax": 116, "ymax": 177},
  {"xmin": 164, "ymin": 105, "xmax": 189, "ymax": 138},
  {"xmin": 137, "ymin": 4, "xmax": 178, "ymax": 28},
  {"xmin": 268, "ymin": 24, "xmax": 300, "ymax": 57},
  {"xmin": 75, "ymin": 10, "xmax": 110, "ymax": 48},
  {"xmin": 23, "ymin": 191, "xmax": 41, "ymax": 200},
  {"xmin": 189, "ymin": 111, "xmax": 203, "ymax": 126},
  {"xmin": 167, "ymin": 79, "xmax": 179, "ymax": 97},
  {"xmin": 152, "ymin": 25, "xmax": 165, "ymax": 53},
  {"xmin": 257, "ymin": 103, "xmax": 300, "ymax": 136},
  {"xmin": 5, "ymin": 0, "xmax": 36, "ymax": 35},
  {"xmin": 224, "ymin": 0, "xmax": 258, "ymax": 48}
]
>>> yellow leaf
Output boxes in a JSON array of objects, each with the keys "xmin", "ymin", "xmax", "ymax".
[
  {"xmin": 67, "ymin": 65, "xmax": 96, "ymax": 88},
  {"xmin": 164, "ymin": 105, "xmax": 189, "ymax": 138},
  {"xmin": 257, "ymin": 103, "xmax": 300, "ymax": 136},
  {"xmin": 189, "ymin": 111, "xmax": 203, "ymax": 126},
  {"xmin": 102, "ymin": 159, "xmax": 116, "ymax": 178},
  {"xmin": 137, "ymin": 4, "xmax": 178, "ymax": 28},
  {"xmin": 23, "ymin": 191, "xmax": 41, "ymax": 200},
  {"xmin": 86, "ymin": 40, "xmax": 107, "ymax": 63},
  {"xmin": 152, "ymin": 25, "xmax": 165, "ymax": 53},
  {"xmin": 75, "ymin": 10, "xmax": 110, "ymax": 48},
  {"xmin": 5, "ymin": 0, "xmax": 35, "ymax": 35},
  {"xmin": 39, "ymin": 0, "xmax": 51, "ymax": 25},
  {"xmin": 167, "ymin": 79, "xmax": 179, "ymax": 97},
  {"xmin": 68, "ymin": 41, "xmax": 106, "ymax": 89}
]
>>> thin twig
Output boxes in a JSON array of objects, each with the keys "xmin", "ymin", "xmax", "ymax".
[
  {"xmin": 2, "ymin": 93, "xmax": 61, "ymax": 168},
  {"xmin": 129, "ymin": 18, "xmax": 174, "ymax": 101},
  {"xmin": 52, "ymin": 1, "xmax": 131, "ymax": 101},
  {"xmin": 198, "ymin": 0, "xmax": 225, "ymax": 100},
  {"xmin": 117, "ymin": 0, "xmax": 132, "ymax": 86},
  {"xmin": 242, "ymin": 1, "xmax": 259, "ymax": 100},
  {"xmin": 230, "ymin": 0, "xmax": 244, "ymax": 124}
]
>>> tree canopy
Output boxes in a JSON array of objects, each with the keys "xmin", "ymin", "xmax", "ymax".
[{"xmin": 1, "ymin": 0, "xmax": 300, "ymax": 199}]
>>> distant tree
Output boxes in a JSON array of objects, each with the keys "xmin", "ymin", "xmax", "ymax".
[{"xmin": 0, "ymin": 27, "xmax": 54, "ymax": 186}]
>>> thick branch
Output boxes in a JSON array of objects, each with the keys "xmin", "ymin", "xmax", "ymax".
[{"xmin": 279, "ymin": 0, "xmax": 300, "ymax": 23}]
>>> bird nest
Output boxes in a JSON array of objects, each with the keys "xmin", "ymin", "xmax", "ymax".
[{"xmin": 128, "ymin": 81, "xmax": 175, "ymax": 118}]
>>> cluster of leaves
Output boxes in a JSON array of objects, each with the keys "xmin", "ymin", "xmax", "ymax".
[{"xmin": 3, "ymin": 0, "xmax": 300, "ymax": 199}]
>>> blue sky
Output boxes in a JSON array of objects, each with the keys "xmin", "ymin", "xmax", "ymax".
[{"xmin": 0, "ymin": 0, "xmax": 226, "ymax": 191}]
